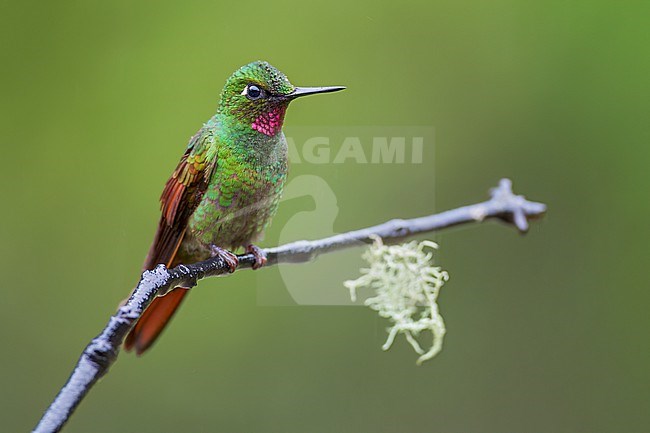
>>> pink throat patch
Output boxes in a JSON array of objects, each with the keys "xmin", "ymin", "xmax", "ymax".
[{"xmin": 251, "ymin": 106, "xmax": 287, "ymax": 136}]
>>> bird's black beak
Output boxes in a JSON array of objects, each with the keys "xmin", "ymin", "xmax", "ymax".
[{"xmin": 288, "ymin": 86, "xmax": 346, "ymax": 99}]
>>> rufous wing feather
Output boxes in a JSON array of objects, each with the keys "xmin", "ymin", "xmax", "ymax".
[{"xmin": 125, "ymin": 130, "xmax": 217, "ymax": 355}]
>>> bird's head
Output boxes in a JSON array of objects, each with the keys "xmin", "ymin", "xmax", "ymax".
[{"xmin": 218, "ymin": 60, "xmax": 344, "ymax": 136}]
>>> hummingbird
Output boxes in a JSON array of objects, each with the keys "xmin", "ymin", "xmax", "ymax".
[{"xmin": 124, "ymin": 61, "xmax": 344, "ymax": 355}]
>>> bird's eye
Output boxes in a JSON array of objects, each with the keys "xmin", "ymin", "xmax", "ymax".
[{"xmin": 242, "ymin": 84, "xmax": 264, "ymax": 100}]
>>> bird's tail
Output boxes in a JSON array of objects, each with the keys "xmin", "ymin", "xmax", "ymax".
[
  {"xmin": 125, "ymin": 245, "xmax": 189, "ymax": 356},
  {"xmin": 124, "ymin": 287, "xmax": 189, "ymax": 355}
]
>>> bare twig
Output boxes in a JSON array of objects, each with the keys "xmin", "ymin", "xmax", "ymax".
[{"xmin": 33, "ymin": 178, "xmax": 546, "ymax": 433}]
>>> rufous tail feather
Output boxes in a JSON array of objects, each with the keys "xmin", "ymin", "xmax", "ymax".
[{"xmin": 124, "ymin": 287, "xmax": 189, "ymax": 355}]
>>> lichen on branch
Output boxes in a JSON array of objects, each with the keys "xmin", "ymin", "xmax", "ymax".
[{"xmin": 345, "ymin": 236, "xmax": 449, "ymax": 365}]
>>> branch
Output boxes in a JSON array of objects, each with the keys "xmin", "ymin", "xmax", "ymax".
[{"xmin": 33, "ymin": 178, "xmax": 545, "ymax": 433}]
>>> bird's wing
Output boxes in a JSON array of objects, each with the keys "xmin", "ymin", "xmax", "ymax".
[
  {"xmin": 125, "ymin": 126, "xmax": 218, "ymax": 354},
  {"xmin": 143, "ymin": 127, "xmax": 218, "ymax": 270}
]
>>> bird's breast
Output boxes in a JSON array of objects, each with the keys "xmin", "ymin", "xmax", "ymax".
[{"xmin": 186, "ymin": 144, "xmax": 287, "ymax": 253}]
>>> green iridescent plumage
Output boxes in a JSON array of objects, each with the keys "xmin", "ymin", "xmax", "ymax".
[
  {"xmin": 125, "ymin": 61, "xmax": 344, "ymax": 354},
  {"xmin": 182, "ymin": 111, "xmax": 289, "ymax": 257}
]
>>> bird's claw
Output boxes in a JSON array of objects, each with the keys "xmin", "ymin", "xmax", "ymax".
[
  {"xmin": 209, "ymin": 245, "xmax": 239, "ymax": 273},
  {"xmin": 246, "ymin": 244, "xmax": 267, "ymax": 270}
]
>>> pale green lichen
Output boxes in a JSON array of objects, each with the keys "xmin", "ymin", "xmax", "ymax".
[{"xmin": 344, "ymin": 236, "xmax": 450, "ymax": 365}]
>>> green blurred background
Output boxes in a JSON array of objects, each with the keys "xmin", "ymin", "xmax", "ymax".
[{"xmin": 1, "ymin": 1, "xmax": 649, "ymax": 432}]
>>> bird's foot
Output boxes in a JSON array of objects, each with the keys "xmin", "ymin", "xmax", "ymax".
[
  {"xmin": 246, "ymin": 244, "xmax": 267, "ymax": 270},
  {"xmin": 209, "ymin": 245, "xmax": 239, "ymax": 273}
]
